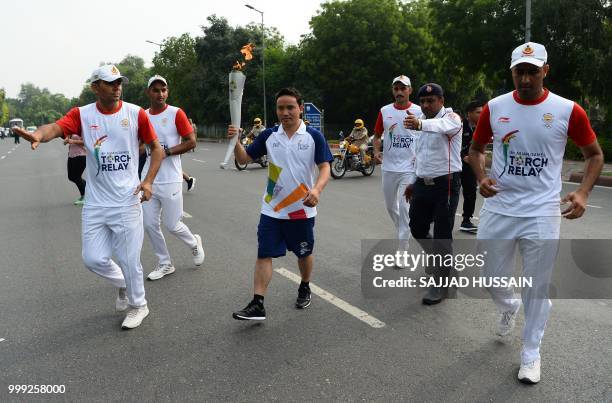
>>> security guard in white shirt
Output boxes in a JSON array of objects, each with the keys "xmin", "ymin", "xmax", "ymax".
[{"xmin": 403, "ymin": 83, "xmax": 463, "ymax": 305}]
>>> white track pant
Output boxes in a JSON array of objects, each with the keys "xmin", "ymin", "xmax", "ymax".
[
  {"xmin": 142, "ymin": 182, "xmax": 197, "ymax": 266},
  {"xmin": 477, "ymin": 209, "xmax": 561, "ymax": 364},
  {"xmin": 382, "ymin": 170, "xmax": 416, "ymax": 243},
  {"xmin": 81, "ymin": 204, "xmax": 147, "ymax": 307}
]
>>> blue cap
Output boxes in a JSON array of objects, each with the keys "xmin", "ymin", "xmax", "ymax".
[{"xmin": 417, "ymin": 83, "xmax": 444, "ymax": 98}]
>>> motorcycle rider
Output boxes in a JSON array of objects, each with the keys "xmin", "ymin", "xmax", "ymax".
[
  {"xmin": 346, "ymin": 118, "xmax": 369, "ymax": 165},
  {"xmin": 247, "ymin": 117, "xmax": 265, "ymax": 142}
]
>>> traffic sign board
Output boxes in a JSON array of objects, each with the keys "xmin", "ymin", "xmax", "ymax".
[{"xmin": 304, "ymin": 102, "xmax": 322, "ymax": 132}]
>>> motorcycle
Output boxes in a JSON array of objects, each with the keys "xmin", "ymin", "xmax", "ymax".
[
  {"xmin": 235, "ymin": 134, "xmax": 268, "ymax": 170},
  {"xmin": 330, "ymin": 135, "xmax": 375, "ymax": 179}
]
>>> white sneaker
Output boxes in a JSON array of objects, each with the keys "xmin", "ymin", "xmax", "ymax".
[
  {"xmin": 496, "ymin": 304, "xmax": 521, "ymax": 336},
  {"xmin": 116, "ymin": 287, "xmax": 129, "ymax": 312},
  {"xmin": 518, "ymin": 358, "xmax": 541, "ymax": 384},
  {"xmin": 121, "ymin": 305, "xmax": 149, "ymax": 329},
  {"xmin": 192, "ymin": 234, "xmax": 205, "ymax": 266},
  {"xmin": 147, "ymin": 264, "xmax": 176, "ymax": 281}
]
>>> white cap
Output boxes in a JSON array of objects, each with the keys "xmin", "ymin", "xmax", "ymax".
[
  {"xmin": 89, "ymin": 64, "xmax": 129, "ymax": 84},
  {"xmin": 147, "ymin": 75, "xmax": 168, "ymax": 88},
  {"xmin": 392, "ymin": 75, "xmax": 411, "ymax": 87},
  {"xmin": 510, "ymin": 42, "xmax": 548, "ymax": 69}
]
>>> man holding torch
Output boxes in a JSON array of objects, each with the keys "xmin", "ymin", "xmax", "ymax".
[{"xmin": 227, "ymin": 87, "xmax": 333, "ymax": 321}]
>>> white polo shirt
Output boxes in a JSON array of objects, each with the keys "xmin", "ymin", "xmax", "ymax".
[
  {"xmin": 246, "ymin": 122, "xmax": 333, "ymax": 220},
  {"xmin": 374, "ymin": 102, "xmax": 422, "ymax": 173},
  {"xmin": 413, "ymin": 107, "xmax": 463, "ymax": 178},
  {"xmin": 56, "ymin": 101, "xmax": 157, "ymax": 207},
  {"xmin": 143, "ymin": 104, "xmax": 193, "ymax": 184},
  {"xmin": 474, "ymin": 89, "xmax": 596, "ymax": 217}
]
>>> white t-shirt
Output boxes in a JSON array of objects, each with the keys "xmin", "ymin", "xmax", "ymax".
[
  {"xmin": 143, "ymin": 105, "xmax": 193, "ymax": 184},
  {"xmin": 246, "ymin": 122, "xmax": 333, "ymax": 220},
  {"xmin": 56, "ymin": 101, "xmax": 157, "ymax": 207},
  {"xmin": 473, "ymin": 89, "xmax": 596, "ymax": 217},
  {"xmin": 374, "ymin": 102, "xmax": 422, "ymax": 173}
]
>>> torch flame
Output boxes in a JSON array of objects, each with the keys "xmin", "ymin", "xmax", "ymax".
[{"xmin": 232, "ymin": 43, "xmax": 255, "ymax": 70}]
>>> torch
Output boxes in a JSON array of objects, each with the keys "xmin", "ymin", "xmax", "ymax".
[{"xmin": 220, "ymin": 44, "xmax": 254, "ymax": 169}]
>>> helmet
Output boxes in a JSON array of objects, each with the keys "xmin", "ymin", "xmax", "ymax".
[
  {"xmin": 253, "ymin": 117, "xmax": 262, "ymax": 124},
  {"xmin": 354, "ymin": 119, "xmax": 364, "ymax": 128}
]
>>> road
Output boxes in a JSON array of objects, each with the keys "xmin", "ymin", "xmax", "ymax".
[{"xmin": 0, "ymin": 139, "xmax": 610, "ymax": 402}]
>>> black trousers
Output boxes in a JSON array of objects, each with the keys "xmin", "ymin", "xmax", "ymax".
[
  {"xmin": 67, "ymin": 155, "xmax": 86, "ymax": 196},
  {"xmin": 409, "ymin": 173, "xmax": 460, "ymax": 279},
  {"xmin": 460, "ymin": 162, "xmax": 477, "ymax": 220},
  {"xmin": 14, "ymin": 134, "xmax": 19, "ymax": 144},
  {"xmin": 138, "ymin": 151, "xmax": 147, "ymax": 180}
]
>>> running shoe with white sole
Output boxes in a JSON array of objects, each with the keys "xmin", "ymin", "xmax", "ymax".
[
  {"xmin": 193, "ymin": 234, "xmax": 205, "ymax": 266},
  {"xmin": 232, "ymin": 301, "xmax": 266, "ymax": 321},
  {"xmin": 121, "ymin": 305, "xmax": 149, "ymax": 329},
  {"xmin": 187, "ymin": 177, "xmax": 196, "ymax": 192},
  {"xmin": 296, "ymin": 286, "xmax": 311, "ymax": 309},
  {"xmin": 518, "ymin": 358, "xmax": 541, "ymax": 384},
  {"xmin": 147, "ymin": 264, "xmax": 176, "ymax": 281}
]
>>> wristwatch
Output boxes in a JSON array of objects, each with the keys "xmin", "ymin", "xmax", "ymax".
[{"xmin": 165, "ymin": 148, "xmax": 172, "ymax": 157}]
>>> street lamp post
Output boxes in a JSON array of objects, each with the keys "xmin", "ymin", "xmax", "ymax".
[
  {"xmin": 245, "ymin": 4, "xmax": 267, "ymax": 127},
  {"xmin": 145, "ymin": 39, "xmax": 163, "ymax": 49}
]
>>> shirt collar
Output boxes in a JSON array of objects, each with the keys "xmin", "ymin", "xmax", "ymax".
[{"xmin": 277, "ymin": 121, "xmax": 307, "ymax": 137}]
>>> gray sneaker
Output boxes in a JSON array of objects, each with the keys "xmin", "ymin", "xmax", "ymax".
[
  {"xmin": 497, "ymin": 304, "xmax": 521, "ymax": 336},
  {"xmin": 147, "ymin": 264, "xmax": 176, "ymax": 281},
  {"xmin": 192, "ymin": 234, "xmax": 205, "ymax": 266},
  {"xmin": 116, "ymin": 287, "xmax": 129, "ymax": 312}
]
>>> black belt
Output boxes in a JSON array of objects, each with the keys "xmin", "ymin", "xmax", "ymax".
[{"xmin": 416, "ymin": 172, "xmax": 460, "ymax": 186}]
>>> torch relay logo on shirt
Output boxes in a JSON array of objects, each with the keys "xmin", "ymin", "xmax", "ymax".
[
  {"xmin": 94, "ymin": 135, "xmax": 132, "ymax": 176},
  {"xmin": 499, "ymin": 131, "xmax": 549, "ymax": 178}
]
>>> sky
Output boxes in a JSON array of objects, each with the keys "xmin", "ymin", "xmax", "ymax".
[{"xmin": 1, "ymin": 0, "xmax": 326, "ymax": 99}]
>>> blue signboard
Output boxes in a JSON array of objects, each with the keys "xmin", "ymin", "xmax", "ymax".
[{"xmin": 304, "ymin": 102, "xmax": 322, "ymax": 132}]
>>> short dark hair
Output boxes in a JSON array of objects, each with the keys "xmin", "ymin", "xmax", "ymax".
[
  {"xmin": 466, "ymin": 100, "xmax": 484, "ymax": 113},
  {"xmin": 275, "ymin": 87, "xmax": 303, "ymax": 105}
]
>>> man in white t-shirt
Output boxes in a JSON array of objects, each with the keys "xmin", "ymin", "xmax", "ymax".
[
  {"xmin": 469, "ymin": 42, "xmax": 603, "ymax": 384},
  {"xmin": 227, "ymin": 87, "xmax": 333, "ymax": 321},
  {"xmin": 14, "ymin": 64, "xmax": 164, "ymax": 330},
  {"xmin": 142, "ymin": 75, "xmax": 205, "ymax": 281},
  {"xmin": 373, "ymin": 75, "xmax": 422, "ymax": 248}
]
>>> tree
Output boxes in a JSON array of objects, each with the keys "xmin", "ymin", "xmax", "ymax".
[
  {"xmin": 7, "ymin": 83, "xmax": 71, "ymax": 126},
  {"xmin": 151, "ymin": 33, "xmax": 200, "ymax": 119},
  {"xmin": 297, "ymin": 0, "xmax": 436, "ymax": 127},
  {"xmin": 0, "ymin": 89, "xmax": 8, "ymax": 126}
]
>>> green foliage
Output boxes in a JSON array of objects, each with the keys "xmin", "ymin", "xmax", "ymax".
[
  {"xmin": 7, "ymin": 83, "xmax": 71, "ymax": 126},
  {"xmin": 0, "ymin": 89, "xmax": 8, "ymax": 126}
]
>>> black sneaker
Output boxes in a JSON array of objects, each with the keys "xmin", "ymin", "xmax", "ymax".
[
  {"xmin": 296, "ymin": 286, "xmax": 312, "ymax": 309},
  {"xmin": 459, "ymin": 220, "xmax": 478, "ymax": 233},
  {"xmin": 232, "ymin": 301, "xmax": 266, "ymax": 320},
  {"xmin": 186, "ymin": 177, "xmax": 196, "ymax": 192}
]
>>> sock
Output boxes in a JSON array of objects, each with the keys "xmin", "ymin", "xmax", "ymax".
[{"xmin": 252, "ymin": 294, "xmax": 264, "ymax": 305}]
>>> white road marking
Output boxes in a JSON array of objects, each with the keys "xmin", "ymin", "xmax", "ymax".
[
  {"xmin": 7, "ymin": 151, "xmax": 11, "ymax": 154},
  {"xmin": 586, "ymin": 204, "xmax": 602, "ymax": 209},
  {"xmin": 192, "ymin": 159, "xmax": 206, "ymax": 163},
  {"xmin": 182, "ymin": 211, "xmax": 193, "ymax": 218},
  {"xmin": 274, "ymin": 267, "xmax": 386, "ymax": 328},
  {"xmin": 563, "ymin": 181, "xmax": 612, "ymax": 190},
  {"xmin": 0, "ymin": 338, "xmax": 5, "ymax": 342},
  {"xmin": 1, "ymin": 156, "xmax": 5, "ymax": 160}
]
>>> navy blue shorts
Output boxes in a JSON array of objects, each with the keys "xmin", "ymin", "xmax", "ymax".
[{"xmin": 257, "ymin": 214, "xmax": 315, "ymax": 259}]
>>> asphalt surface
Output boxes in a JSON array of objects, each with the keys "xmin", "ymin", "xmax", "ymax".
[{"xmin": 0, "ymin": 139, "xmax": 611, "ymax": 402}]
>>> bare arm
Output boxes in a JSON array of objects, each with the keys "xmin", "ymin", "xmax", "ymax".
[
  {"xmin": 303, "ymin": 162, "xmax": 331, "ymax": 207},
  {"xmin": 561, "ymin": 140, "xmax": 604, "ymax": 219},
  {"xmin": 168, "ymin": 132, "xmax": 196, "ymax": 156},
  {"xmin": 469, "ymin": 141, "xmax": 498, "ymax": 198},
  {"xmin": 13, "ymin": 123, "xmax": 64, "ymax": 150},
  {"xmin": 228, "ymin": 125, "xmax": 252, "ymax": 164},
  {"xmin": 373, "ymin": 133, "xmax": 383, "ymax": 163}
]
